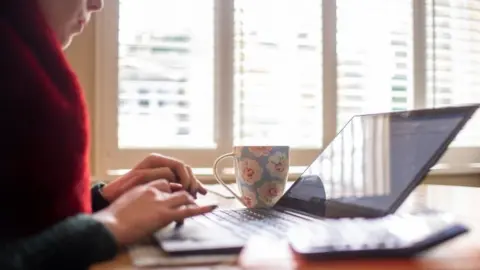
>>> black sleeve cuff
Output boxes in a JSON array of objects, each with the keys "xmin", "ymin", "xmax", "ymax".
[{"xmin": 91, "ymin": 182, "xmax": 111, "ymax": 212}]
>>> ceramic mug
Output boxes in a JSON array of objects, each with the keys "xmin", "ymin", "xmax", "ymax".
[{"xmin": 213, "ymin": 146, "xmax": 290, "ymax": 208}]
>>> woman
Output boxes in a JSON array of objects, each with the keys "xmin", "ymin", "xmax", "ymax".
[{"xmin": 0, "ymin": 0, "xmax": 214, "ymax": 269}]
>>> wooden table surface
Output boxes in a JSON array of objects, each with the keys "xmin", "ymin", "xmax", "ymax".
[{"xmin": 91, "ymin": 184, "xmax": 480, "ymax": 269}]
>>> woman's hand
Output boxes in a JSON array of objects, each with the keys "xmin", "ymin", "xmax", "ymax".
[
  {"xmin": 101, "ymin": 153, "xmax": 207, "ymax": 202},
  {"xmin": 92, "ymin": 180, "xmax": 216, "ymax": 247}
]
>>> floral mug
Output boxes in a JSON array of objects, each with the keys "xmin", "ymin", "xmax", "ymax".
[{"xmin": 213, "ymin": 146, "xmax": 290, "ymax": 208}]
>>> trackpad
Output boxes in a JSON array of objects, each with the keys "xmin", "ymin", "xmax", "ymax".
[{"xmin": 154, "ymin": 221, "xmax": 245, "ymax": 255}]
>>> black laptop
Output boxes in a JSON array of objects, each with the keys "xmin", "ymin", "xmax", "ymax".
[{"xmin": 154, "ymin": 104, "xmax": 479, "ymax": 256}]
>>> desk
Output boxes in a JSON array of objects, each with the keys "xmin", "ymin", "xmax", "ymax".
[{"xmin": 91, "ymin": 184, "xmax": 480, "ymax": 269}]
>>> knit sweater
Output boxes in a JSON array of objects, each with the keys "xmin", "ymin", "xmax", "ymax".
[
  {"xmin": 0, "ymin": 0, "xmax": 91, "ymax": 239},
  {"xmin": 0, "ymin": 0, "xmax": 120, "ymax": 269},
  {"xmin": 0, "ymin": 185, "xmax": 118, "ymax": 270}
]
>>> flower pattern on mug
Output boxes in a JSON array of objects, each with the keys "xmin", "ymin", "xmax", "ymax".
[
  {"xmin": 257, "ymin": 181, "xmax": 284, "ymax": 206},
  {"xmin": 248, "ymin": 146, "xmax": 273, "ymax": 157},
  {"xmin": 266, "ymin": 151, "xmax": 289, "ymax": 179},
  {"xmin": 241, "ymin": 187, "xmax": 257, "ymax": 208},
  {"xmin": 239, "ymin": 158, "xmax": 263, "ymax": 185}
]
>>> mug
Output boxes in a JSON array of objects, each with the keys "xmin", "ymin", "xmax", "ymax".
[{"xmin": 213, "ymin": 146, "xmax": 290, "ymax": 208}]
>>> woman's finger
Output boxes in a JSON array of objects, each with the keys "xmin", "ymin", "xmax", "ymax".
[
  {"xmin": 147, "ymin": 155, "xmax": 191, "ymax": 191},
  {"xmin": 133, "ymin": 153, "xmax": 166, "ymax": 170},
  {"xmin": 169, "ymin": 205, "xmax": 217, "ymax": 221},
  {"xmin": 169, "ymin": 183, "xmax": 184, "ymax": 192},
  {"xmin": 185, "ymin": 166, "xmax": 207, "ymax": 195},
  {"xmin": 185, "ymin": 166, "xmax": 197, "ymax": 196},
  {"xmin": 195, "ymin": 177, "xmax": 208, "ymax": 195},
  {"xmin": 146, "ymin": 179, "xmax": 172, "ymax": 193},
  {"xmin": 134, "ymin": 154, "xmax": 188, "ymax": 184},
  {"xmin": 135, "ymin": 167, "xmax": 176, "ymax": 184},
  {"xmin": 133, "ymin": 154, "xmax": 193, "ymax": 191},
  {"xmin": 163, "ymin": 191, "xmax": 195, "ymax": 208},
  {"xmin": 172, "ymin": 164, "xmax": 191, "ymax": 191}
]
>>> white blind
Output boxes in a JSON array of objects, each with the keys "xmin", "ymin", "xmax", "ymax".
[
  {"xmin": 117, "ymin": 0, "xmax": 215, "ymax": 148},
  {"xmin": 336, "ymin": 0, "xmax": 413, "ymax": 130},
  {"xmin": 426, "ymin": 0, "xmax": 480, "ymax": 146},
  {"xmin": 233, "ymin": 0, "xmax": 323, "ymax": 148}
]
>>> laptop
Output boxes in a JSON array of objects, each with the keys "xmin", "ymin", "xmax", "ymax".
[{"xmin": 154, "ymin": 104, "xmax": 479, "ymax": 256}]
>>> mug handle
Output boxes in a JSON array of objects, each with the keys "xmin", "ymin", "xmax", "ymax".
[{"xmin": 213, "ymin": 153, "xmax": 245, "ymax": 205}]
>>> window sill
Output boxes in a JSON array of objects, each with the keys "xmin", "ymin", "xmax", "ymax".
[{"xmin": 95, "ymin": 163, "xmax": 480, "ymax": 187}]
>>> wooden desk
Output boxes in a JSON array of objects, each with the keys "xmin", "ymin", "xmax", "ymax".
[{"xmin": 91, "ymin": 184, "xmax": 480, "ymax": 269}]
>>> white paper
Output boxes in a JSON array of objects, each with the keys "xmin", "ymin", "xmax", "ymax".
[{"xmin": 128, "ymin": 245, "xmax": 239, "ymax": 268}]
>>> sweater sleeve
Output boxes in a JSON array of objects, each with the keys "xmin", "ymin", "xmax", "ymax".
[{"xmin": 0, "ymin": 214, "xmax": 118, "ymax": 270}]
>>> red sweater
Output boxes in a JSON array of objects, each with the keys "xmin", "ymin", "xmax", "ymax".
[{"xmin": 0, "ymin": 1, "xmax": 91, "ymax": 239}]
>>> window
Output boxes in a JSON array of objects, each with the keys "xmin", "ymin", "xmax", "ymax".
[
  {"xmin": 425, "ymin": 0, "xmax": 480, "ymax": 165},
  {"xmin": 94, "ymin": 0, "xmax": 480, "ymax": 178},
  {"xmin": 336, "ymin": 0, "xmax": 413, "ymax": 129},
  {"xmin": 234, "ymin": 0, "xmax": 323, "ymax": 148}
]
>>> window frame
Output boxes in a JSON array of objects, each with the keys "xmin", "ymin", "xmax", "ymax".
[{"xmin": 93, "ymin": 0, "xmax": 480, "ymax": 179}]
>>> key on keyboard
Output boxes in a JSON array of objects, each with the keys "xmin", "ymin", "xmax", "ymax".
[{"xmin": 199, "ymin": 208, "xmax": 313, "ymax": 239}]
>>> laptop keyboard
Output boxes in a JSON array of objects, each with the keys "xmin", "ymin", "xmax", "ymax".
[{"xmin": 192, "ymin": 208, "xmax": 314, "ymax": 240}]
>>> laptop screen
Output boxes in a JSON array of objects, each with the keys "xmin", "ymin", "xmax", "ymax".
[{"xmin": 275, "ymin": 106, "xmax": 477, "ymax": 218}]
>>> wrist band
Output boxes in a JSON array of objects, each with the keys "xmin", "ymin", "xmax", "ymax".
[{"xmin": 91, "ymin": 182, "xmax": 110, "ymax": 212}]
